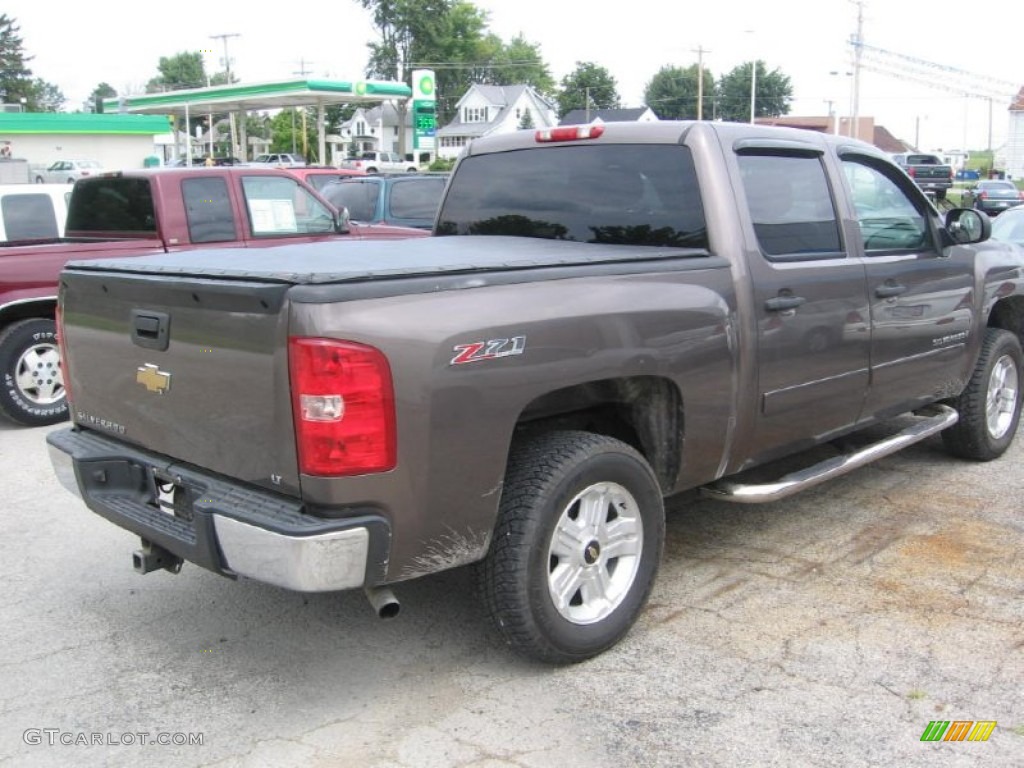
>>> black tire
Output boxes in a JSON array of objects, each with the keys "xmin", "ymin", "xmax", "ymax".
[
  {"xmin": 34, "ymin": 176, "xmax": 44, "ymax": 184},
  {"xmin": 943, "ymin": 328, "xmax": 1023, "ymax": 460},
  {"xmin": 478, "ymin": 431, "xmax": 664, "ymax": 664},
  {"xmin": 366, "ymin": 167, "xmax": 378, "ymax": 175},
  {"xmin": 0, "ymin": 318, "xmax": 68, "ymax": 427}
]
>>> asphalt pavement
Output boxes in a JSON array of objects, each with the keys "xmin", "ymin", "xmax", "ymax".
[{"xmin": 0, "ymin": 418, "xmax": 1021, "ymax": 767}]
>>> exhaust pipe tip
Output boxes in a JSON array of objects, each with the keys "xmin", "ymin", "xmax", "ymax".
[{"xmin": 365, "ymin": 586, "xmax": 400, "ymax": 619}]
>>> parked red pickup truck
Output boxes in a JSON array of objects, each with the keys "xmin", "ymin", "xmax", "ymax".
[{"xmin": 0, "ymin": 167, "xmax": 426, "ymax": 427}]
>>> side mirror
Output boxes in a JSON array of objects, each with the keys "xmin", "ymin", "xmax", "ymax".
[
  {"xmin": 335, "ymin": 206, "xmax": 351, "ymax": 234},
  {"xmin": 945, "ymin": 208, "xmax": 991, "ymax": 245}
]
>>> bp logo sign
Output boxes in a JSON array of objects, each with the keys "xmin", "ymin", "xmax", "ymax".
[
  {"xmin": 355, "ymin": 81, "xmax": 368, "ymax": 96},
  {"xmin": 418, "ymin": 75, "xmax": 435, "ymax": 98}
]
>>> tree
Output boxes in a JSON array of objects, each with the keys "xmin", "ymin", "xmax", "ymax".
[
  {"xmin": 146, "ymin": 51, "xmax": 207, "ymax": 93},
  {"xmin": 0, "ymin": 14, "xmax": 33, "ymax": 106},
  {"xmin": 518, "ymin": 108, "xmax": 534, "ymax": 129},
  {"xmin": 716, "ymin": 60, "xmax": 792, "ymax": 122},
  {"xmin": 87, "ymin": 82, "xmax": 116, "ymax": 113},
  {"xmin": 486, "ymin": 35, "xmax": 554, "ymax": 95},
  {"xmin": 643, "ymin": 64, "xmax": 714, "ymax": 120},
  {"xmin": 27, "ymin": 78, "xmax": 64, "ymax": 112},
  {"xmin": 556, "ymin": 62, "xmax": 619, "ymax": 119}
]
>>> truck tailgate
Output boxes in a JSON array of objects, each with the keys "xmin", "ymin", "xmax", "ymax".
[{"xmin": 60, "ymin": 269, "xmax": 299, "ymax": 493}]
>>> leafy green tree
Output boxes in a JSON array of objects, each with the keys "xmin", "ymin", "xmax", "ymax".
[
  {"xmin": 28, "ymin": 78, "xmax": 64, "ymax": 112},
  {"xmin": 518, "ymin": 108, "xmax": 534, "ymax": 129},
  {"xmin": 146, "ymin": 51, "xmax": 207, "ymax": 92},
  {"xmin": 556, "ymin": 62, "xmax": 620, "ymax": 119},
  {"xmin": 486, "ymin": 35, "xmax": 554, "ymax": 95},
  {"xmin": 644, "ymin": 64, "xmax": 714, "ymax": 120},
  {"xmin": 87, "ymin": 82, "xmax": 116, "ymax": 113},
  {"xmin": 716, "ymin": 60, "xmax": 792, "ymax": 122}
]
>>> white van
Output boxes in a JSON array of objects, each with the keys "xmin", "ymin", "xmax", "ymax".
[{"xmin": 0, "ymin": 184, "xmax": 73, "ymax": 241}]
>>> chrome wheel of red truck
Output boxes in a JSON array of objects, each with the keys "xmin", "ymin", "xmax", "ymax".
[
  {"xmin": 943, "ymin": 328, "xmax": 1023, "ymax": 460},
  {"xmin": 479, "ymin": 431, "xmax": 664, "ymax": 664},
  {"xmin": 0, "ymin": 319, "xmax": 68, "ymax": 427}
]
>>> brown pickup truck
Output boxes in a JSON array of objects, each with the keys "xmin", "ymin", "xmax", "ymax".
[
  {"xmin": 0, "ymin": 167, "xmax": 426, "ymax": 426},
  {"xmin": 48, "ymin": 121, "xmax": 1024, "ymax": 663}
]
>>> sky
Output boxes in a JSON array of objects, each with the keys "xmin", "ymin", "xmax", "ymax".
[{"xmin": 6, "ymin": 0, "xmax": 1021, "ymax": 152}]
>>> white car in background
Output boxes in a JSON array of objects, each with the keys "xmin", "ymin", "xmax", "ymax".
[
  {"xmin": 34, "ymin": 159, "xmax": 103, "ymax": 184},
  {"xmin": 340, "ymin": 151, "xmax": 419, "ymax": 174}
]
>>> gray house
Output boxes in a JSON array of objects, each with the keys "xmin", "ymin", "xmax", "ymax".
[{"xmin": 559, "ymin": 107, "xmax": 658, "ymax": 125}]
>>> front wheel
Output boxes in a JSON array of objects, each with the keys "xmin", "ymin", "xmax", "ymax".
[
  {"xmin": 477, "ymin": 431, "xmax": 664, "ymax": 663},
  {"xmin": 943, "ymin": 327, "xmax": 1023, "ymax": 460},
  {"xmin": 34, "ymin": 176, "xmax": 44, "ymax": 184},
  {"xmin": 0, "ymin": 318, "xmax": 68, "ymax": 427}
]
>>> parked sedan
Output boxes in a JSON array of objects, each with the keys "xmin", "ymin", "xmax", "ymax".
[
  {"xmin": 34, "ymin": 159, "xmax": 103, "ymax": 184},
  {"xmin": 320, "ymin": 173, "xmax": 448, "ymax": 230},
  {"xmin": 991, "ymin": 206, "xmax": 1024, "ymax": 246},
  {"xmin": 962, "ymin": 180, "xmax": 1024, "ymax": 216}
]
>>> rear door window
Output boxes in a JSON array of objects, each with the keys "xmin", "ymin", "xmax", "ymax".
[
  {"xmin": 737, "ymin": 152, "xmax": 843, "ymax": 259},
  {"xmin": 182, "ymin": 176, "xmax": 237, "ymax": 243},
  {"xmin": 437, "ymin": 144, "xmax": 708, "ymax": 249}
]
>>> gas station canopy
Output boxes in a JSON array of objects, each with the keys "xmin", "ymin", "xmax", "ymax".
[
  {"xmin": 103, "ymin": 78, "xmax": 414, "ymax": 163},
  {"xmin": 102, "ymin": 78, "xmax": 412, "ymax": 116}
]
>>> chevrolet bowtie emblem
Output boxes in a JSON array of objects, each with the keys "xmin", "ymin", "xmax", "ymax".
[{"xmin": 136, "ymin": 363, "xmax": 172, "ymax": 394}]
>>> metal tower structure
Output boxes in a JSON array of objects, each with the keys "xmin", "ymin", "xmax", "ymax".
[{"xmin": 849, "ymin": 38, "xmax": 1017, "ymax": 150}]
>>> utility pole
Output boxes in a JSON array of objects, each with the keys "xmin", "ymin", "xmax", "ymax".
[
  {"xmin": 211, "ymin": 33, "xmax": 241, "ymax": 158},
  {"xmin": 585, "ymin": 86, "xmax": 591, "ymax": 122},
  {"xmin": 293, "ymin": 59, "xmax": 313, "ymax": 160},
  {"xmin": 693, "ymin": 46, "xmax": 710, "ymax": 120},
  {"xmin": 849, "ymin": 0, "xmax": 865, "ymax": 140}
]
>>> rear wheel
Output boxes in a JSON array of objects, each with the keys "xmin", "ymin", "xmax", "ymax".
[
  {"xmin": 34, "ymin": 176, "xmax": 44, "ymax": 184},
  {"xmin": 478, "ymin": 431, "xmax": 664, "ymax": 663},
  {"xmin": 943, "ymin": 327, "xmax": 1023, "ymax": 460},
  {"xmin": 0, "ymin": 318, "xmax": 68, "ymax": 427}
]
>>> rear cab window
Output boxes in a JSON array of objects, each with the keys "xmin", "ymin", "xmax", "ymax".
[
  {"xmin": 390, "ymin": 178, "xmax": 446, "ymax": 219},
  {"xmin": 436, "ymin": 144, "xmax": 708, "ymax": 249},
  {"xmin": 1, "ymin": 194, "xmax": 59, "ymax": 240},
  {"xmin": 65, "ymin": 177, "xmax": 157, "ymax": 235}
]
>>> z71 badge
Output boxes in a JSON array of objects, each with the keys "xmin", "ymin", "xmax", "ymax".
[{"xmin": 451, "ymin": 336, "xmax": 526, "ymax": 365}]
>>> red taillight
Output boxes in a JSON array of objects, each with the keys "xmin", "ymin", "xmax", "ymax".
[
  {"xmin": 288, "ymin": 337, "xmax": 396, "ymax": 476},
  {"xmin": 907, "ymin": 167, "xmax": 916, "ymax": 177},
  {"xmin": 55, "ymin": 305, "xmax": 72, "ymax": 405},
  {"xmin": 535, "ymin": 124, "xmax": 605, "ymax": 143},
  {"xmin": 978, "ymin": 191, "xmax": 988, "ymax": 200}
]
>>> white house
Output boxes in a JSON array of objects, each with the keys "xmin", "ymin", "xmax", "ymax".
[
  {"xmin": 435, "ymin": 84, "xmax": 557, "ymax": 160},
  {"xmin": 559, "ymin": 107, "xmax": 659, "ymax": 125},
  {"xmin": 1004, "ymin": 87, "xmax": 1024, "ymax": 180},
  {"xmin": 335, "ymin": 102, "xmax": 415, "ymax": 164}
]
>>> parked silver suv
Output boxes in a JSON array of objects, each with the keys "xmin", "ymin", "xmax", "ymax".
[{"xmin": 340, "ymin": 151, "xmax": 418, "ymax": 174}]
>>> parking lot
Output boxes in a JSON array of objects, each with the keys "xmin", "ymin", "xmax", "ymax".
[{"xmin": 1, "ymin": 418, "xmax": 1021, "ymax": 767}]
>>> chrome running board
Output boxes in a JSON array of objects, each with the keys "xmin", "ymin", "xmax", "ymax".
[{"xmin": 700, "ymin": 405, "xmax": 958, "ymax": 504}]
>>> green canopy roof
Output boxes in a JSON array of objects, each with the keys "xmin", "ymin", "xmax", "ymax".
[
  {"xmin": 103, "ymin": 78, "xmax": 413, "ymax": 116},
  {"xmin": 0, "ymin": 113, "xmax": 171, "ymax": 135}
]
